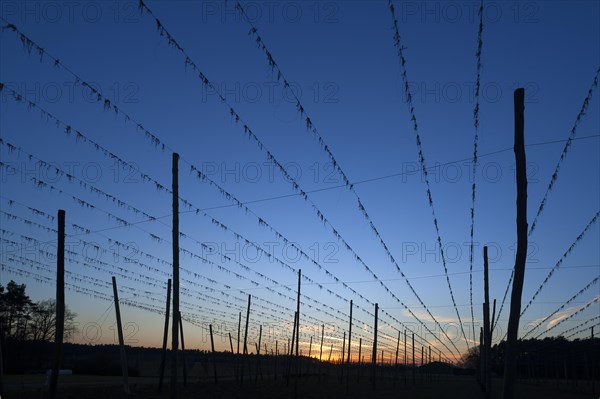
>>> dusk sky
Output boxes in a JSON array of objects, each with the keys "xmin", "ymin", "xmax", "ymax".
[{"xmin": 1, "ymin": 0, "xmax": 598, "ymax": 364}]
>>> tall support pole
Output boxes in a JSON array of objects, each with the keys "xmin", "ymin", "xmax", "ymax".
[
  {"xmin": 235, "ymin": 311, "xmax": 241, "ymax": 383},
  {"xmin": 483, "ymin": 246, "xmax": 492, "ymax": 398},
  {"xmin": 412, "ymin": 333, "xmax": 415, "ymax": 385},
  {"xmin": 256, "ymin": 325, "xmax": 263, "ymax": 382},
  {"xmin": 178, "ymin": 312, "xmax": 187, "ymax": 387},
  {"xmin": 503, "ymin": 88, "xmax": 528, "ymax": 399},
  {"xmin": 382, "ymin": 349, "xmax": 384, "ymax": 382},
  {"xmin": 240, "ymin": 294, "xmax": 251, "ymax": 385},
  {"xmin": 339, "ymin": 332, "xmax": 345, "ymax": 383},
  {"xmin": 358, "ymin": 339, "xmax": 362, "ymax": 365},
  {"xmin": 237, "ymin": 312, "xmax": 241, "ymax": 355},
  {"xmin": 275, "ymin": 340, "xmax": 278, "ymax": 380},
  {"xmin": 158, "ymin": 279, "xmax": 171, "ymax": 392},
  {"xmin": 257, "ymin": 325, "xmax": 263, "ymax": 354},
  {"xmin": 346, "ymin": 300, "xmax": 353, "ymax": 391},
  {"xmin": 421, "ymin": 347, "xmax": 424, "ymax": 383},
  {"xmin": 209, "ymin": 324, "xmax": 217, "ymax": 384},
  {"xmin": 429, "ymin": 346, "xmax": 431, "ymax": 364},
  {"xmin": 229, "ymin": 333, "xmax": 234, "ymax": 353},
  {"xmin": 319, "ymin": 324, "xmax": 324, "ymax": 361},
  {"xmin": 112, "ymin": 277, "xmax": 130, "ymax": 394},
  {"xmin": 171, "ymin": 153, "xmax": 180, "ymax": 399},
  {"xmin": 295, "ymin": 270, "xmax": 301, "ymax": 352},
  {"xmin": 479, "ymin": 327, "xmax": 484, "ymax": 386},
  {"xmin": 491, "ymin": 299, "xmax": 497, "ymax": 336},
  {"xmin": 395, "ymin": 330, "xmax": 400, "ymax": 366},
  {"xmin": 49, "ymin": 209, "xmax": 65, "ymax": 399},
  {"xmin": 357, "ymin": 338, "xmax": 362, "ymax": 383},
  {"xmin": 404, "ymin": 330, "xmax": 407, "ymax": 386},
  {"xmin": 428, "ymin": 346, "xmax": 432, "ymax": 383},
  {"xmin": 287, "ymin": 311, "xmax": 297, "ymax": 385},
  {"xmin": 318, "ymin": 324, "xmax": 324, "ymax": 382},
  {"xmin": 371, "ymin": 303, "xmax": 378, "ymax": 389},
  {"xmin": 295, "ymin": 270, "xmax": 301, "ymax": 374},
  {"xmin": 342, "ymin": 332, "xmax": 346, "ymax": 364}
]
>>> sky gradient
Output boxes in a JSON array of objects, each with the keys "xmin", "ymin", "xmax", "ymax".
[{"xmin": 1, "ymin": 0, "xmax": 599, "ymax": 363}]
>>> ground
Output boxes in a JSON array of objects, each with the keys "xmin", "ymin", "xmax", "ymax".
[{"xmin": 4, "ymin": 373, "xmax": 597, "ymax": 399}]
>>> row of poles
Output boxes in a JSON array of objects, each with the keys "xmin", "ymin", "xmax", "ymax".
[
  {"xmin": 32, "ymin": 204, "xmax": 441, "ymax": 399},
  {"xmin": 0, "ymin": 89, "xmax": 548, "ymax": 399},
  {"xmin": 155, "ymin": 289, "xmax": 441, "ymax": 392}
]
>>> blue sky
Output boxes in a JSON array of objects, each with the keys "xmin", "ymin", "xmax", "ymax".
[{"xmin": 1, "ymin": 0, "xmax": 599, "ymax": 362}]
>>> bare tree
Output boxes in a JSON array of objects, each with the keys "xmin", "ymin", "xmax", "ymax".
[{"xmin": 28, "ymin": 300, "xmax": 77, "ymax": 342}]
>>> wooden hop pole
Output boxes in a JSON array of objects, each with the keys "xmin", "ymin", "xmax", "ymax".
[
  {"xmin": 171, "ymin": 153, "xmax": 180, "ymax": 399},
  {"xmin": 404, "ymin": 330, "xmax": 407, "ymax": 385},
  {"xmin": 491, "ymin": 299, "xmax": 497, "ymax": 336},
  {"xmin": 112, "ymin": 277, "xmax": 130, "ymax": 394},
  {"xmin": 357, "ymin": 338, "xmax": 362, "ymax": 383},
  {"xmin": 256, "ymin": 325, "xmax": 263, "ymax": 382},
  {"xmin": 371, "ymin": 303, "xmax": 378, "ymax": 389},
  {"xmin": 346, "ymin": 300, "xmax": 353, "ymax": 391},
  {"xmin": 342, "ymin": 332, "xmax": 346, "ymax": 364},
  {"xmin": 307, "ymin": 335, "xmax": 313, "ymax": 376},
  {"xmin": 48, "ymin": 209, "xmax": 65, "ymax": 399},
  {"xmin": 428, "ymin": 346, "xmax": 432, "ymax": 382},
  {"xmin": 275, "ymin": 340, "xmax": 278, "ymax": 380},
  {"xmin": 319, "ymin": 324, "xmax": 324, "ymax": 381},
  {"xmin": 412, "ymin": 333, "xmax": 415, "ymax": 385},
  {"xmin": 502, "ymin": 88, "xmax": 528, "ymax": 399},
  {"xmin": 179, "ymin": 312, "xmax": 187, "ymax": 387},
  {"xmin": 479, "ymin": 327, "xmax": 484, "ymax": 386},
  {"xmin": 287, "ymin": 311, "xmax": 297, "ymax": 385},
  {"xmin": 483, "ymin": 246, "xmax": 492, "ymax": 398},
  {"xmin": 395, "ymin": 330, "xmax": 400, "ymax": 366},
  {"xmin": 158, "ymin": 279, "xmax": 171, "ymax": 392},
  {"xmin": 421, "ymin": 347, "xmax": 424, "ymax": 382},
  {"xmin": 240, "ymin": 294, "xmax": 251, "ymax": 385},
  {"xmin": 295, "ymin": 269, "xmax": 301, "ymax": 382},
  {"xmin": 209, "ymin": 324, "xmax": 218, "ymax": 384},
  {"xmin": 319, "ymin": 324, "xmax": 324, "ymax": 361},
  {"xmin": 237, "ymin": 312, "xmax": 241, "ymax": 355}
]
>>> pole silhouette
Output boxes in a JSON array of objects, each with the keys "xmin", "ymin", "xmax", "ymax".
[
  {"xmin": 171, "ymin": 153, "xmax": 180, "ymax": 398},
  {"xmin": 112, "ymin": 277, "xmax": 130, "ymax": 394},
  {"xmin": 48, "ymin": 209, "xmax": 65, "ymax": 399},
  {"xmin": 158, "ymin": 279, "xmax": 171, "ymax": 392},
  {"xmin": 503, "ymin": 88, "xmax": 528, "ymax": 399}
]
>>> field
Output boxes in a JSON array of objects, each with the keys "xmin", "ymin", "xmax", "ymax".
[{"xmin": 5, "ymin": 373, "xmax": 598, "ymax": 399}]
